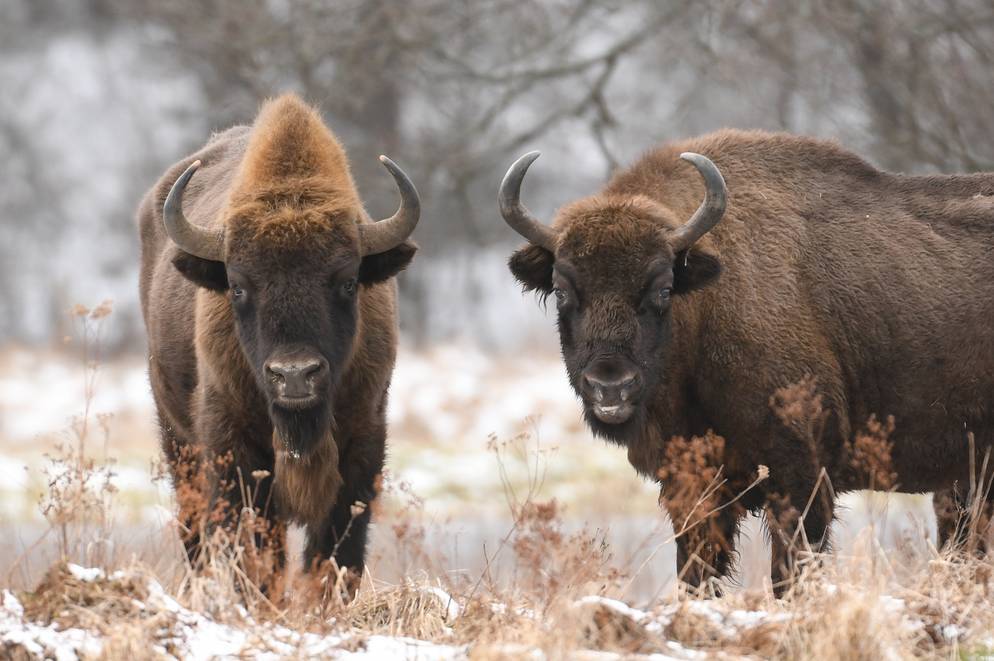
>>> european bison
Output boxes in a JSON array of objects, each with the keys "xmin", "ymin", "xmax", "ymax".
[
  {"xmin": 498, "ymin": 130, "xmax": 994, "ymax": 590},
  {"xmin": 138, "ymin": 94, "xmax": 420, "ymax": 585}
]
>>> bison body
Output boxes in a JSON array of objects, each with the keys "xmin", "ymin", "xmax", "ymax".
[
  {"xmin": 501, "ymin": 129, "xmax": 994, "ymax": 589},
  {"xmin": 139, "ymin": 94, "xmax": 420, "ymax": 583}
]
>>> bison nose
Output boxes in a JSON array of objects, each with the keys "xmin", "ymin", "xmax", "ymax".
[
  {"xmin": 265, "ymin": 357, "xmax": 326, "ymax": 400},
  {"xmin": 581, "ymin": 369, "xmax": 640, "ymax": 405}
]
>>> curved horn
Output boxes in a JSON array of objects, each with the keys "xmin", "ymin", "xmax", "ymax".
[
  {"xmin": 163, "ymin": 160, "xmax": 225, "ymax": 261},
  {"xmin": 358, "ymin": 156, "xmax": 421, "ymax": 256},
  {"xmin": 498, "ymin": 151, "xmax": 558, "ymax": 251},
  {"xmin": 669, "ymin": 152, "xmax": 727, "ymax": 253}
]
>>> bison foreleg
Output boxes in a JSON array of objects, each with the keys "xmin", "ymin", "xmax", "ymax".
[
  {"xmin": 203, "ymin": 441, "xmax": 286, "ymax": 570},
  {"xmin": 667, "ymin": 496, "xmax": 744, "ymax": 596},
  {"xmin": 934, "ymin": 487, "xmax": 993, "ymax": 556},
  {"xmin": 763, "ymin": 473, "xmax": 835, "ymax": 596},
  {"xmin": 303, "ymin": 434, "xmax": 384, "ymax": 596}
]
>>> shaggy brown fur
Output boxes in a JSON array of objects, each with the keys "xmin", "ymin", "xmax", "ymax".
[
  {"xmin": 507, "ymin": 129, "xmax": 994, "ymax": 591},
  {"xmin": 273, "ymin": 430, "xmax": 342, "ymax": 529},
  {"xmin": 138, "ymin": 94, "xmax": 415, "ymax": 583}
]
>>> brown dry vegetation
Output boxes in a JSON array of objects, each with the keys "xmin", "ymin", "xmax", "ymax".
[
  {"xmin": 6, "ymin": 424, "xmax": 994, "ymax": 659},
  {"xmin": 3, "ymin": 309, "xmax": 994, "ymax": 659}
]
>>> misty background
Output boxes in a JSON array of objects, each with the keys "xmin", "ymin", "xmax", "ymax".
[{"xmin": 3, "ymin": 0, "xmax": 993, "ymax": 353}]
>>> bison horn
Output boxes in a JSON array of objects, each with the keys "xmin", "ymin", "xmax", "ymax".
[
  {"xmin": 163, "ymin": 160, "xmax": 225, "ymax": 262},
  {"xmin": 669, "ymin": 152, "xmax": 727, "ymax": 253},
  {"xmin": 498, "ymin": 151, "xmax": 558, "ymax": 251},
  {"xmin": 358, "ymin": 156, "xmax": 421, "ymax": 256}
]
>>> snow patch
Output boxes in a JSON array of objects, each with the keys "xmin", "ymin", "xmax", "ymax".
[
  {"xmin": 1, "ymin": 590, "xmax": 102, "ymax": 661},
  {"xmin": 423, "ymin": 586, "xmax": 462, "ymax": 622},
  {"xmin": 0, "ymin": 570, "xmax": 474, "ymax": 660},
  {"xmin": 575, "ymin": 595, "xmax": 649, "ymax": 622},
  {"xmin": 65, "ymin": 564, "xmax": 104, "ymax": 582}
]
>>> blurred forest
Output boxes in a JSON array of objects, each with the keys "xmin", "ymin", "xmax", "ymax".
[{"xmin": 2, "ymin": 0, "xmax": 993, "ymax": 352}]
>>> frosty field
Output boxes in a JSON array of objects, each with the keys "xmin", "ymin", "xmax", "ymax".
[{"xmin": 2, "ymin": 344, "xmax": 991, "ymax": 659}]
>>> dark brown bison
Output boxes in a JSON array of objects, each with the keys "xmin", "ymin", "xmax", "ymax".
[
  {"xmin": 138, "ymin": 94, "xmax": 420, "ymax": 584},
  {"xmin": 499, "ymin": 130, "xmax": 994, "ymax": 590}
]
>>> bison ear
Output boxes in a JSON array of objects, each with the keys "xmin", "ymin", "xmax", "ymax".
[
  {"xmin": 673, "ymin": 247, "xmax": 721, "ymax": 294},
  {"xmin": 172, "ymin": 251, "xmax": 228, "ymax": 291},
  {"xmin": 359, "ymin": 240, "xmax": 417, "ymax": 285},
  {"xmin": 508, "ymin": 244, "xmax": 554, "ymax": 293}
]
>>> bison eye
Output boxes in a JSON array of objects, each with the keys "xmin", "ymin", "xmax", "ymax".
[
  {"xmin": 342, "ymin": 278, "xmax": 357, "ymax": 297},
  {"xmin": 653, "ymin": 288, "xmax": 672, "ymax": 308},
  {"xmin": 231, "ymin": 284, "xmax": 245, "ymax": 300},
  {"xmin": 553, "ymin": 287, "xmax": 568, "ymax": 306}
]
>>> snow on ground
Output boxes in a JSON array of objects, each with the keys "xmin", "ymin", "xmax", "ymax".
[
  {"xmin": 2, "ymin": 589, "xmax": 101, "ymax": 661},
  {"xmin": 0, "ymin": 568, "xmax": 783, "ymax": 660},
  {"xmin": 0, "ymin": 580, "xmax": 466, "ymax": 660},
  {"xmin": 0, "ymin": 348, "xmax": 152, "ymax": 442},
  {"xmin": 2, "ymin": 562, "xmax": 983, "ymax": 660},
  {"xmin": 0, "ymin": 581, "xmax": 554, "ymax": 659}
]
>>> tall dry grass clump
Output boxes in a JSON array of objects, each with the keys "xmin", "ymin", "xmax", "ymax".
[
  {"xmin": 13, "ymin": 302, "xmax": 120, "ymax": 577},
  {"xmin": 943, "ymin": 431, "xmax": 994, "ymax": 557}
]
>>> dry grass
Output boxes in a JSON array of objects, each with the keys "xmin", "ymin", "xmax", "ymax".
[
  {"xmin": 5, "ymin": 420, "xmax": 992, "ymax": 659},
  {"xmin": 2, "ymin": 309, "xmax": 994, "ymax": 659}
]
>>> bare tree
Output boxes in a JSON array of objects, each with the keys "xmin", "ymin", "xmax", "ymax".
[
  {"xmin": 709, "ymin": 0, "xmax": 994, "ymax": 172},
  {"xmin": 3, "ymin": 1, "xmax": 994, "ymax": 346}
]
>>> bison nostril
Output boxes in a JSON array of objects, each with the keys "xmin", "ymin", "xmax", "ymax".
[
  {"xmin": 265, "ymin": 357, "xmax": 326, "ymax": 399},
  {"xmin": 300, "ymin": 360, "xmax": 323, "ymax": 379},
  {"xmin": 583, "ymin": 369, "xmax": 639, "ymax": 403},
  {"xmin": 582, "ymin": 374, "xmax": 604, "ymax": 401},
  {"xmin": 267, "ymin": 360, "xmax": 321, "ymax": 377}
]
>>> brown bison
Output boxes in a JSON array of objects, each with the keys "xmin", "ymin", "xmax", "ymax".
[
  {"xmin": 138, "ymin": 94, "xmax": 420, "ymax": 583},
  {"xmin": 499, "ymin": 130, "xmax": 994, "ymax": 590}
]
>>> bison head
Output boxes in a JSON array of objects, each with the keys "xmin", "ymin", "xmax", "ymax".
[
  {"xmin": 500, "ymin": 151, "xmax": 726, "ymax": 444},
  {"xmin": 162, "ymin": 98, "xmax": 419, "ymax": 459}
]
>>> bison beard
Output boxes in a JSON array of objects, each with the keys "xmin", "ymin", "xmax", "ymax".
[
  {"xmin": 273, "ymin": 428, "xmax": 342, "ymax": 529},
  {"xmin": 270, "ymin": 403, "xmax": 333, "ymax": 460}
]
